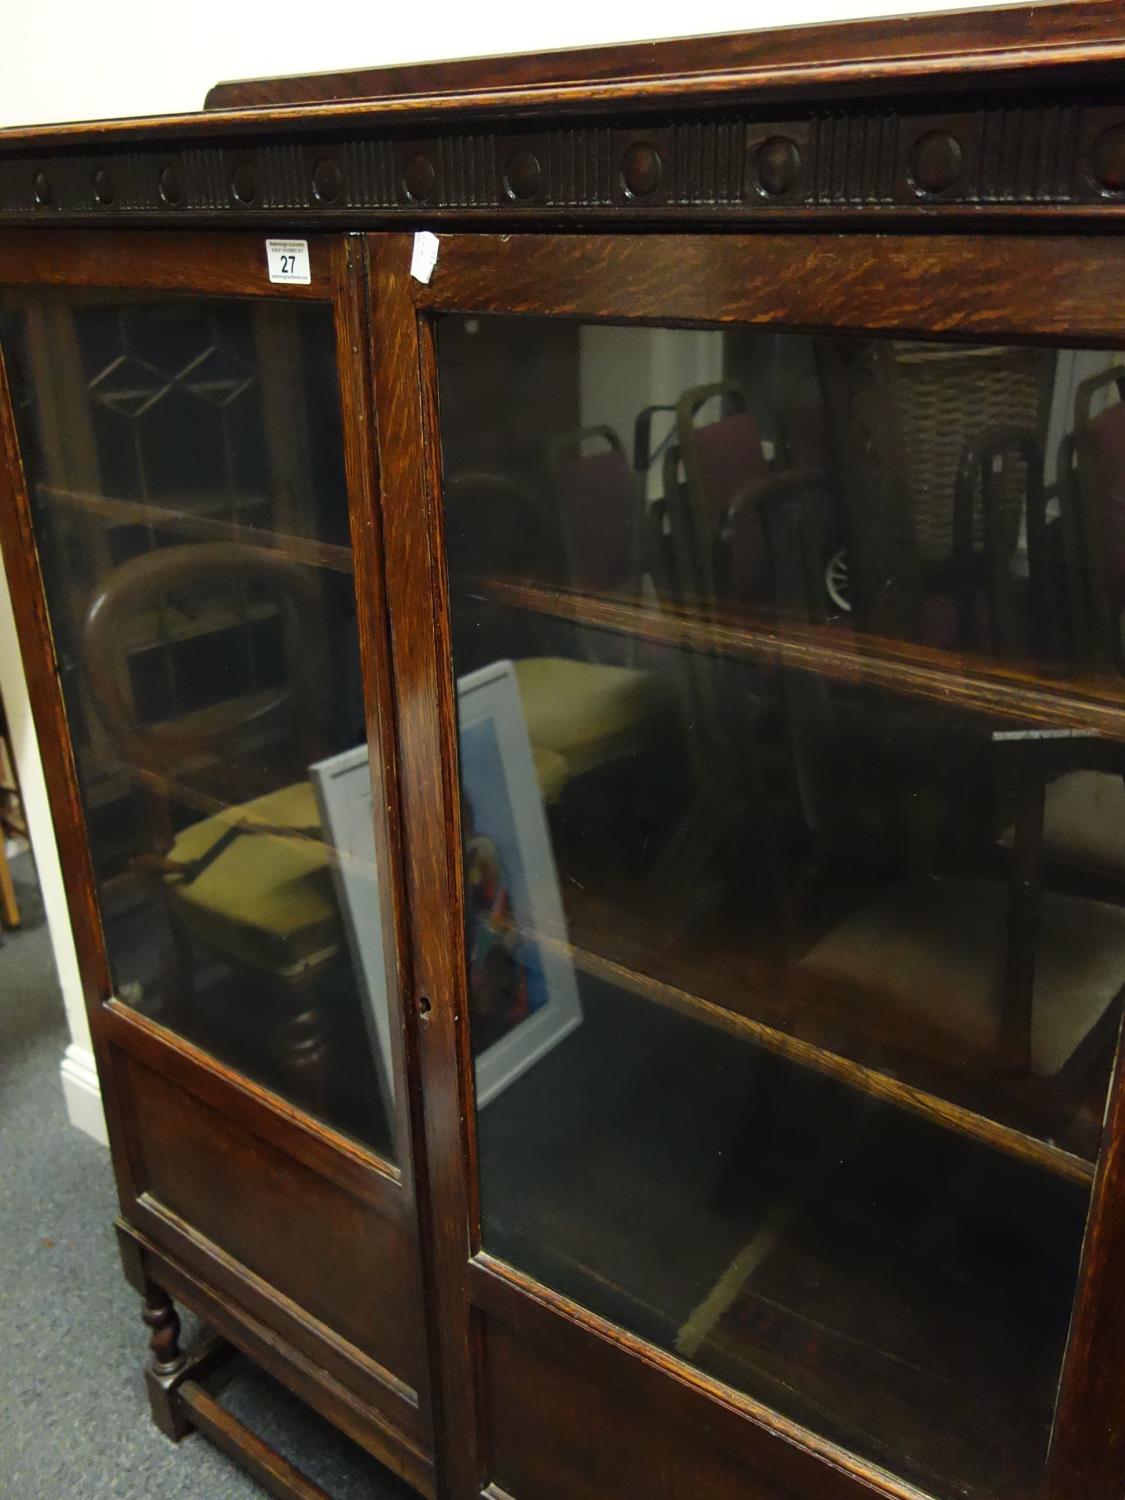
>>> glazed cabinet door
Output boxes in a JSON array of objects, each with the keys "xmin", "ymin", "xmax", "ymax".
[
  {"xmin": 0, "ymin": 231, "xmax": 432, "ymax": 1491},
  {"xmin": 370, "ymin": 230, "xmax": 1125, "ymax": 1500}
]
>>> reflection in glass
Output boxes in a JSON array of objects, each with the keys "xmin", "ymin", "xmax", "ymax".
[
  {"xmin": 1, "ymin": 293, "xmax": 395, "ymax": 1158},
  {"xmin": 437, "ymin": 317, "xmax": 1125, "ymax": 1499}
]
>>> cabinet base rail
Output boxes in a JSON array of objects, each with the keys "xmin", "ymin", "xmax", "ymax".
[{"xmin": 177, "ymin": 1376, "xmax": 335, "ymax": 1500}]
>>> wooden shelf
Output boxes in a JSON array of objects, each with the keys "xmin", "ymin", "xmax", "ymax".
[
  {"xmin": 95, "ymin": 670, "xmax": 1105, "ymax": 1186},
  {"xmin": 39, "ymin": 483, "xmax": 354, "ymax": 575},
  {"xmin": 570, "ymin": 936, "xmax": 1094, "ymax": 1184},
  {"xmin": 547, "ymin": 888, "xmax": 1101, "ymax": 1187},
  {"xmin": 482, "ymin": 576, "xmax": 1125, "ymax": 741},
  {"xmin": 476, "ymin": 573, "xmax": 1121, "ymax": 1177},
  {"xmin": 120, "ymin": 758, "xmax": 1087, "ymax": 1185},
  {"xmin": 127, "ymin": 759, "xmax": 1089, "ymax": 1188}
]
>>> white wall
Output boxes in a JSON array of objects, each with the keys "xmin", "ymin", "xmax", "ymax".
[
  {"xmin": 0, "ymin": 565, "xmax": 106, "ymax": 1140},
  {"xmin": 0, "ymin": 0, "xmax": 972, "ymax": 1142},
  {"xmin": 1, "ymin": 0, "xmax": 975, "ymax": 129}
]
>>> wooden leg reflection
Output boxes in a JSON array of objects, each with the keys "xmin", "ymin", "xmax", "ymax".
[
  {"xmin": 648, "ymin": 779, "xmax": 785, "ymax": 943},
  {"xmin": 273, "ymin": 974, "xmax": 328, "ymax": 1117},
  {"xmin": 156, "ymin": 913, "xmax": 194, "ymax": 1033},
  {"xmin": 648, "ymin": 784, "xmax": 732, "ymax": 913},
  {"xmin": 131, "ymin": 861, "xmax": 194, "ymax": 1031},
  {"xmin": 1000, "ymin": 756, "xmax": 1046, "ymax": 1075},
  {"xmin": 711, "ymin": 1052, "xmax": 817, "ymax": 1219}
]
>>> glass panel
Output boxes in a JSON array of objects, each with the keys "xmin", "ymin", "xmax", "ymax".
[
  {"xmin": 1, "ymin": 291, "xmax": 396, "ymax": 1160},
  {"xmin": 436, "ymin": 315, "xmax": 1125, "ymax": 1499}
]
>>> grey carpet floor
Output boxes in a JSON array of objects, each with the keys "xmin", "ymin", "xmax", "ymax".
[{"xmin": 0, "ymin": 853, "xmax": 417, "ymax": 1499}]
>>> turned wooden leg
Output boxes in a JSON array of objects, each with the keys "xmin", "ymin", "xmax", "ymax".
[
  {"xmin": 133, "ymin": 866, "xmax": 194, "ymax": 1031},
  {"xmin": 141, "ymin": 1284, "xmax": 192, "ymax": 1441},
  {"xmin": 999, "ymin": 757, "xmax": 1045, "ymax": 1075},
  {"xmin": 274, "ymin": 975, "xmax": 328, "ymax": 1114}
]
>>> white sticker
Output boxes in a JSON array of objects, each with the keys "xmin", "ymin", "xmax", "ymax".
[
  {"xmin": 410, "ymin": 231, "xmax": 440, "ymax": 284},
  {"xmin": 265, "ymin": 238, "xmax": 311, "ymax": 285}
]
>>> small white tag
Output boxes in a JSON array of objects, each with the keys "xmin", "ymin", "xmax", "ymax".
[
  {"xmin": 410, "ymin": 231, "xmax": 440, "ymax": 284},
  {"xmin": 265, "ymin": 238, "xmax": 311, "ymax": 285}
]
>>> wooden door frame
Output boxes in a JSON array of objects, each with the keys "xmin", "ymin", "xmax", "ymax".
[
  {"xmin": 0, "ymin": 226, "xmax": 434, "ymax": 1480},
  {"xmin": 369, "ymin": 225, "xmax": 1125, "ymax": 1500}
]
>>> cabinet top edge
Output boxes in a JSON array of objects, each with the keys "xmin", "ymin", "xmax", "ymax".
[
  {"xmin": 2, "ymin": 0, "xmax": 1125, "ymax": 152},
  {"xmin": 203, "ymin": 0, "xmax": 1125, "ymax": 115}
]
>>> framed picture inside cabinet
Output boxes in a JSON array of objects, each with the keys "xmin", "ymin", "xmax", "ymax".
[
  {"xmin": 312, "ymin": 744, "xmax": 397, "ymax": 1117},
  {"xmin": 457, "ymin": 659, "xmax": 583, "ymax": 1106},
  {"xmin": 315, "ymin": 660, "xmax": 582, "ymax": 1115}
]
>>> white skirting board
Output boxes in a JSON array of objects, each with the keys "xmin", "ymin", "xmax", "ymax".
[{"xmin": 60, "ymin": 1041, "xmax": 107, "ymax": 1146}]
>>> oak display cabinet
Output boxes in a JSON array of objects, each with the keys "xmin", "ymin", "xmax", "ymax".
[{"xmin": 5, "ymin": 5, "xmax": 1125, "ymax": 1498}]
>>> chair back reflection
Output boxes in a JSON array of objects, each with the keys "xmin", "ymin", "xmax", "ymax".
[
  {"xmin": 731, "ymin": 470, "xmax": 1125, "ymax": 1100},
  {"xmin": 82, "ymin": 540, "xmax": 340, "ymax": 1109},
  {"xmin": 445, "ymin": 468, "xmax": 675, "ymax": 812},
  {"xmin": 549, "ymin": 424, "xmax": 646, "ymax": 667},
  {"xmin": 84, "ymin": 540, "xmax": 329, "ymax": 792},
  {"xmin": 952, "ymin": 426, "xmax": 1050, "ymax": 661},
  {"xmin": 550, "ymin": 425, "xmax": 643, "ymax": 596},
  {"xmin": 1058, "ymin": 366, "xmax": 1125, "ymax": 673},
  {"xmin": 662, "ymin": 380, "xmax": 772, "ymax": 610}
]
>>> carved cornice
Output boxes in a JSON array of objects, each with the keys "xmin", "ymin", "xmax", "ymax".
[{"xmin": 3, "ymin": 98, "xmax": 1125, "ymax": 225}]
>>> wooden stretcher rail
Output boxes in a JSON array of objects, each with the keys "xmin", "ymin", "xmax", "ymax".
[{"xmin": 177, "ymin": 1380, "xmax": 334, "ymax": 1500}]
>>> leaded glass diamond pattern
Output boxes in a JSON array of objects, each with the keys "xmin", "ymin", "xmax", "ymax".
[
  {"xmin": 89, "ymin": 354, "xmax": 167, "ymax": 418},
  {"xmin": 88, "ymin": 342, "xmax": 256, "ymax": 419}
]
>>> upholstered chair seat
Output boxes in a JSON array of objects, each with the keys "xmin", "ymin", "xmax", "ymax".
[
  {"xmin": 1039, "ymin": 770, "xmax": 1125, "ymax": 878},
  {"xmin": 514, "ymin": 656, "xmax": 674, "ymax": 782},
  {"xmin": 166, "ymin": 741, "xmax": 573, "ymax": 980},
  {"xmin": 799, "ymin": 875, "xmax": 1125, "ymax": 1076},
  {"xmin": 531, "ymin": 744, "xmax": 571, "ymax": 806},
  {"xmin": 166, "ymin": 780, "xmax": 339, "ymax": 979}
]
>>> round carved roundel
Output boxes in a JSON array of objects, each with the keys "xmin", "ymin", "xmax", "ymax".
[
  {"xmin": 909, "ymin": 131, "xmax": 963, "ymax": 195},
  {"xmin": 503, "ymin": 148, "xmax": 543, "ymax": 202},
  {"xmin": 312, "ymin": 158, "xmax": 343, "ymax": 204},
  {"xmin": 230, "ymin": 162, "xmax": 257, "ymax": 205},
  {"xmin": 1091, "ymin": 123, "xmax": 1125, "ymax": 193},
  {"xmin": 621, "ymin": 142, "xmax": 663, "ymax": 198},
  {"xmin": 158, "ymin": 165, "xmax": 183, "ymax": 206},
  {"xmin": 401, "ymin": 153, "xmax": 436, "ymax": 204},
  {"xmin": 755, "ymin": 137, "xmax": 800, "ymax": 196}
]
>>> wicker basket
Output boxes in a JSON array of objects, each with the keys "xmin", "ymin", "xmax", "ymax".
[{"xmin": 890, "ymin": 343, "xmax": 1052, "ymax": 565}]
